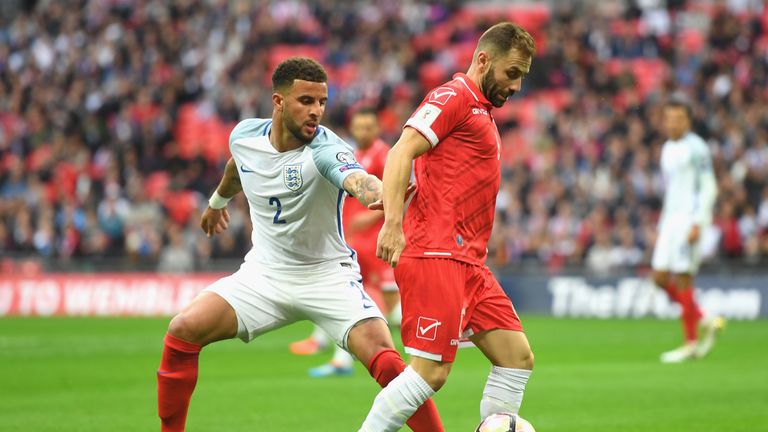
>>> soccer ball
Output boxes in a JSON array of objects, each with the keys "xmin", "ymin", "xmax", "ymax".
[{"xmin": 476, "ymin": 413, "xmax": 535, "ymax": 432}]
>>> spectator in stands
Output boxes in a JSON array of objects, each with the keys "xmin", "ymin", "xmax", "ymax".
[{"xmin": 0, "ymin": 1, "xmax": 767, "ymax": 273}]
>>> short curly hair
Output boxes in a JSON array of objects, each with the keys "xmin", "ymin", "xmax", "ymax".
[{"xmin": 272, "ymin": 57, "xmax": 328, "ymax": 91}]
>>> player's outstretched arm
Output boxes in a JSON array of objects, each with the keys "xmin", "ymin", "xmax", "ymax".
[
  {"xmin": 343, "ymin": 172, "xmax": 382, "ymax": 208},
  {"xmin": 376, "ymin": 127, "xmax": 431, "ymax": 267},
  {"xmin": 201, "ymin": 158, "xmax": 242, "ymax": 237}
]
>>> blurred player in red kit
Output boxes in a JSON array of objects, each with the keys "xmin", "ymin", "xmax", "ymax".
[
  {"xmin": 358, "ymin": 22, "xmax": 537, "ymax": 431},
  {"xmin": 293, "ymin": 108, "xmax": 404, "ymax": 377}
]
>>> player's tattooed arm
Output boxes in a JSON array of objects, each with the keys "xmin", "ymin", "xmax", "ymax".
[
  {"xmin": 343, "ymin": 172, "xmax": 382, "ymax": 208},
  {"xmin": 216, "ymin": 158, "xmax": 243, "ymax": 198}
]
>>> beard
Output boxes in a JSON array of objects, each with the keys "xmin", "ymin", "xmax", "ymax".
[
  {"xmin": 284, "ymin": 116, "xmax": 315, "ymax": 143},
  {"xmin": 482, "ymin": 67, "xmax": 509, "ymax": 108}
]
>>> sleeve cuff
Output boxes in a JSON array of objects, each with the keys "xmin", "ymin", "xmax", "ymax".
[{"xmin": 404, "ymin": 119, "xmax": 439, "ymax": 147}]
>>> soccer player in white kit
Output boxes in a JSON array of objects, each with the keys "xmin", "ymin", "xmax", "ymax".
[
  {"xmin": 156, "ymin": 58, "xmax": 443, "ymax": 432},
  {"xmin": 651, "ymin": 99, "xmax": 723, "ymax": 363}
]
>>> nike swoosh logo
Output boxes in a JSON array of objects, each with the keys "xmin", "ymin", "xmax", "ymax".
[
  {"xmin": 363, "ymin": 303, "xmax": 374, "ymax": 309},
  {"xmin": 419, "ymin": 321, "xmax": 441, "ymax": 334},
  {"xmin": 240, "ymin": 165, "xmax": 255, "ymax": 173}
]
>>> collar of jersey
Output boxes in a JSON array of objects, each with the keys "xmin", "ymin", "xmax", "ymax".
[
  {"xmin": 260, "ymin": 120, "xmax": 321, "ymax": 154},
  {"xmin": 452, "ymin": 73, "xmax": 492, "ymax": 108}
]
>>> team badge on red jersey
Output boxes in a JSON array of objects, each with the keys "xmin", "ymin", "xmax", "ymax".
[
  {"xmin": 416, "ymin": 316, "xmax": 442, "ymax": 341},
  {"xmin": 428, "ymin": 87, "xmax": 457, "ymax": 106}
]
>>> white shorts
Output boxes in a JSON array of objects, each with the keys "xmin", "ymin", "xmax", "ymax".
[
  {"xmin": 651, "ymin": 218, "xmax": 701, "ymax": 274},
  {"xmin": 204, "ymin": 261, "xmax": 385, "ymax": 349}
]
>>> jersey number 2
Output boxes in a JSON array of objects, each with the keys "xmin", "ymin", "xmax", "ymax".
[{"xmin": 269, "ymin": 197, "xmax": 287, "ymax": 224}]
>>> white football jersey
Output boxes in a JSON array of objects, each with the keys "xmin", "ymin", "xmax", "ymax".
[
  {"xmin": 228, "ymin": 118, "xmax": 366, "ymax": 272},
  {"xmin": 659, "ymin": 132, "xmax": 717, "ymax": 226}
]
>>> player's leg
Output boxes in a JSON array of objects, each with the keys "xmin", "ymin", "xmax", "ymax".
[
  {"xmin": 676, "ymin": 247, "xmax": 726, "ymax": 359},
  {"xmin": 466, "ymin": 267, "xmax": 533, "ymax": 419},
  {"xmin": 651, "ymin": 223, "xmax": 697, "ymax": 362},
  {"xmin": 349, "ymin": 317, "xmax": 447, "ymax": 432},
  {"xmin": 652, "ymin": 270, "xmax": 678, "ymax": 302},
  {"xmin": 674, "ymin": 272, "xmax": 702, "ymax": 343},
  {"xmin": 158, "ymin": 291, "xmax": 238, "ymax": 432},
  {"xmin": 358, "ymin": 257, "xmax": 468, "ymax": 432},
  {"xmin": 307, "ymin": 255, "xmax": 384, "ymax": 376},
  {"xmin": 302, "ymin": 263, "xmax": 444, "ymax": 432},
  {"xmin": 470, "ymin": 330, "xmax": 533, "ymax": 418},
  {"xmin": 672, "ymin": 270, "xmax": 725, "ymax": 360},
  {"xmin": 159, "ymin": 271, "xmax": 294, "ymax": 431}
]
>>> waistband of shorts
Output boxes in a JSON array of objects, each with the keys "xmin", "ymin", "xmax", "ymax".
[{"xmin": 240, "ymin": 258, "xmax": 360, "ymax": 277}]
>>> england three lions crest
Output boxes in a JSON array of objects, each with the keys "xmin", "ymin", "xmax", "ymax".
[{"xmin": 283, "ymin": 163, "xmax": 303, "ymax": 191}]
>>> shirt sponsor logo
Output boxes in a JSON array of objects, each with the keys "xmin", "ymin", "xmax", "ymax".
[
  {"xmin": 416, "ymin": 316, "xmax": 441, "ymax": 341},
  {"xmin": 471, "ymin": 107, "xmax": 488, "ymax": 116},
  {"xmin": 283, "ymin": 163, "xmax": 303, "ymax": 191},
  {"xmin": 428, "ymin": 87, "xmax": 457, "ymax": 106}
]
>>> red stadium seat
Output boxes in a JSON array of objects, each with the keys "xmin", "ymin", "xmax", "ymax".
[
  {"xmin": 418, "ymin": 61, "xmax": 449, "ymax": 92},
  {"xmin": 144, "ymin": 172, "xmax": 171, "ymax": 201}
]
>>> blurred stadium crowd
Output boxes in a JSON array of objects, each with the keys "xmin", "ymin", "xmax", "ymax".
[{"xmin": 1, "ymin": 0, "xmax": 768, "ymax": 274}]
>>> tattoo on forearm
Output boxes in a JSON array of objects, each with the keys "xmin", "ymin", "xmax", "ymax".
[
  {"xmin": 217, "ymin": 159, "xmax": 243, "ymax": 198},
  {"xmin": 352, "ymin": 174, "xmax": 382, "ymax": 207}
]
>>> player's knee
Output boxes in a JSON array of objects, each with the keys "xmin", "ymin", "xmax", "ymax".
[
  {"xmin": 414, "ymin": 362, "xmax": 452, "ymax": 391},
  {"xmin": 167, "ymin": 313, "xmax": 205, "ymax": 345},
  {"xmin": 520, "ymin": 349, "xmax": 534, "ymax": 371}
]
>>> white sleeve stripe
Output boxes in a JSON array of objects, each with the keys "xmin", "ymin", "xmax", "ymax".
[{"xmin": 405, "ymin": 118, "xmax": 439, "ymax": 147}]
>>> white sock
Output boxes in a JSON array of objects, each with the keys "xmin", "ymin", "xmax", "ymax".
[
  {"xmin": 359, "ymin": 366, "xmax": 434, "ymax": 432},
  {"xmin": 387, "ymin": 301, "xmax": 402, "ymax": 326},
  {"xmin": 480, "ymin": 366, "xmax": 532, "ymax": 419},
  {"xmin": 331, "ymin": 345, "xmax": 354, "ymax": 368},
  {"xmin": 311, "ymin": 325, "xmax": 329, "ymax": 347}
]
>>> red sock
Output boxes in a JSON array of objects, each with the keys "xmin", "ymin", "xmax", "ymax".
[
  {"xmin": 158, "ymin": 334, "xmax": 201, "ymax": 432},
  {"xmin": 367, "ymin": 349, "xmax": 445, "ymax": 432},
  {"xmin": 677, "ymin": 289, "xmax": 703, "ymax": 343},
  {"xmin": 663, "ymin": 282, "xmax": 680, "ymax": 303}
]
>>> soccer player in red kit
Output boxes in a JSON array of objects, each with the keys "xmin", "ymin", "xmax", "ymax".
[
  {"xmin": 302, "ymin": 108, "xmax": 404, "ymax": 377},
  {"xmin": 343, "ymin": 108, "xmax": 400, "ymax": 315},
  {"xmin": 359, "ymin": 23, "xmax": 536, "ymax": 431}
]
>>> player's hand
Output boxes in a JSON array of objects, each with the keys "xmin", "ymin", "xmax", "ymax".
[
  {"xmin": 377, "ymin": 221, "xmax": 406, "ymax": 267},
  {"xmin": 200, "ymin": 207, "xmax": 230, "ymax": 238},
  {"xmin": 687, "ymin": 224, "xmax": 700, "ymax": 244},
  {"xmin": 367, "ymin": 183, "xmax": 417, "ymax": 211}
]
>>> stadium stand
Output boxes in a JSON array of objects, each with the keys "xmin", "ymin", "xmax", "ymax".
[{"xmin": 1, "ymin": 0, "xmax": 767, "ymax": 274}]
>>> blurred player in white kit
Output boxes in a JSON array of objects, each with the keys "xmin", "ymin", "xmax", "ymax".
[{"xmin": 651, "ymin": 98, "xmax": 724, "ymax": 363}]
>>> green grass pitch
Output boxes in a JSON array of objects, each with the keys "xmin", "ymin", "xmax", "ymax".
[{"xmin": 1, "ymin": 316, "xmax": 766, "ymax": 431}]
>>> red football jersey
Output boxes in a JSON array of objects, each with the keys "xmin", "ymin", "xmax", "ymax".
[
  {"xmin": 401, "ymin": 73, "xmax": 502, "ymax": 265},
  {"xmin": 343, "ymin": 138, "xmax": 389, "ymax": 240}
]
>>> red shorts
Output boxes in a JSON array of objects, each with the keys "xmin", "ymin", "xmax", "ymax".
[
  {"xmin": 395, "ymin": 257, "xmax": 523, "ymax": 363},
  {"xmin": 350, "ymin": 236, "xmax": 396, "ymax": 293}
]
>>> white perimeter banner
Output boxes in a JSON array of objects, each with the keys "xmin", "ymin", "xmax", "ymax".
[{"xmin": 0, "ymin": 274, "xmax": 225, "ymax": 317}]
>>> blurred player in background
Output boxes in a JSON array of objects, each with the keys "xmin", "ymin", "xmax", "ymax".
[
  {"xmin": 290, "ymin": 107, "xmax": 404, "ymax": 378},
  {"xmin": 652, "ymin": 99, "xmax": 723, "ymax": 363},
  {"xmin": 359, "ymin": 23, "xmax": 536, "ymax": 431},
  {"xmin": 156, "ymin": 57, "xmax": 443, "ymax": 432}
]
